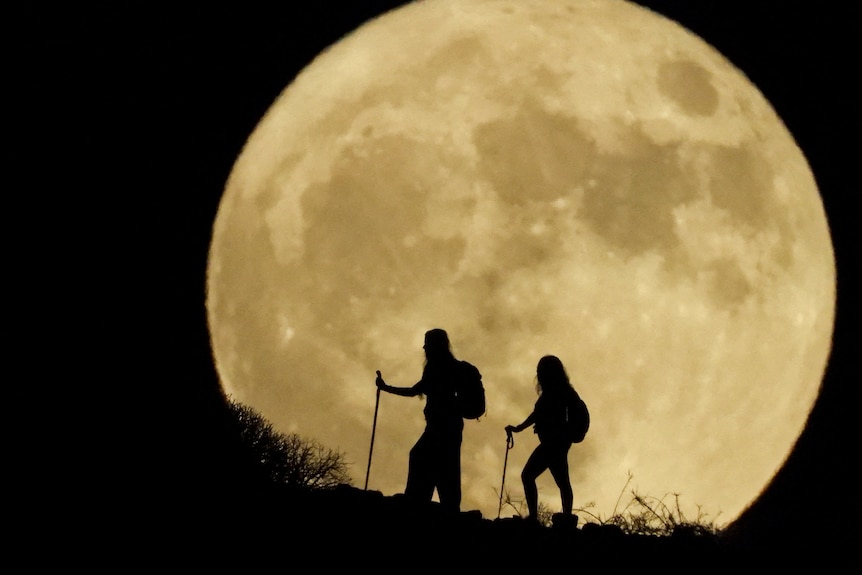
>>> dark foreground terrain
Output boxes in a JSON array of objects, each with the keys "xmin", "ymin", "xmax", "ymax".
[{"xmin": 141, "ymin": 483, "xmax": 844, "ymax": 570}]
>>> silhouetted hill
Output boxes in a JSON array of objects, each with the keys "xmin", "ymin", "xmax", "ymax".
[
  {"xmin": 289, "ymin": 485, "xmax": 727, "ymax": 564},
  {"xmin": 150, "ymin": 482, "xmax": 824, "ymax": 569}
]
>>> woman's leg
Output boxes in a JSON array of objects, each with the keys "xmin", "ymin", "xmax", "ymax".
[
  {"xmin": 547, "ymin": 443, "xmax": 573, "ymax": 515},
  {"xmin": 436, "ymin": 427, "xmax": 462, "ymax": 513},
  {"xmin": 521, "ymin": 443, "xmax": 550, "ymax": 520},
  {"xmin": 405, "ymin": 429, "xmax": 435, "ymax": 502}
]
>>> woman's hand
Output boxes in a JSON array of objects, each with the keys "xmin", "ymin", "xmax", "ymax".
[
  {"xmin": 505, "ymin": 424, "xmax": 518, "ymax": 434},
  {"xmin": 375, "ymin": 370, "xmax": 386, "ymax": 390}
]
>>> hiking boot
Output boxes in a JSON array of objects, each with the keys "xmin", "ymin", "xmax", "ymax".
[{"xmin": 552, "ymin": 513, "xmax": 578, "ymax": 529}]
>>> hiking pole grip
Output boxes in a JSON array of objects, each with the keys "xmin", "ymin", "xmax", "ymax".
[{"xmin": 365, "ymin": 372, "xmax": 382, "ymax": 491}]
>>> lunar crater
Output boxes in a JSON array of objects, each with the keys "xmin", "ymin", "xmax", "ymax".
[{"xmin": 658, "ymin": 59, "xmax": 720, "ymax": 117}]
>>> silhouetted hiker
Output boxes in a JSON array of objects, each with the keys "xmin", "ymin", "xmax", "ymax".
[
  {"xmin": 375, "ymin": 328, "xmax": 475, "ymax": 513},
  {"xmin": 505, "ymin": 355, "xmax": 580, "ymax": 527}
]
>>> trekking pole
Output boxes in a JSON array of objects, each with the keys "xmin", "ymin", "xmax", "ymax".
[
  {"xmin": 365, "ymin": 371, "xmax": 382, "ymax": 491},
  {"xmin": 497, "ymin": 430, "xmax": 515, "ymax": 519}
]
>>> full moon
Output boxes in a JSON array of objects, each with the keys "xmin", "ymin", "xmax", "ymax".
[{"xmin": 206, "ymin": 0, "xmax": 835, "ymax": 526}]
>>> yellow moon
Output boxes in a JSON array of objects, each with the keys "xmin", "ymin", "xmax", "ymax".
[{"xmin": 206, "ymin": 0, "xmax": 835, "ymax": 525}]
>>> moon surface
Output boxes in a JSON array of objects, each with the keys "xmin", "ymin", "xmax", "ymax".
[{"xmin": 206, "ymin": 0, "xmax": 835, "ymax": 525}]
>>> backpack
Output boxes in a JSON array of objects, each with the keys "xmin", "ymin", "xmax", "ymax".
[
  {"xmin": 566, "ymin": 391, "xmax": 590, "ymax": 443},
  {"xmin": 455, "ymin": 360, "xmax": 485, "ymax": 420}
]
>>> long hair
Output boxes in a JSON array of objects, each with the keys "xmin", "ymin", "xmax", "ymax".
[
  {"xmin": 423, "ymin": 328, "xmax": 456, "ymax": 365},
  {"xmin": 419, "ymin": 329, "xmax": 458, "ymax": 400},
  {"xmin": 535, "ymin": 354, "xmax": 574, "ymax": 396}
]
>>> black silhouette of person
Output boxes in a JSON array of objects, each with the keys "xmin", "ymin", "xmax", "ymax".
[
  {"xmin": 375, "ymin": 328, "xmax": 468, "ymax": 513},
  {"xmin": 505, "ymin": 355, "xmax": 580, "ymax": 526}
]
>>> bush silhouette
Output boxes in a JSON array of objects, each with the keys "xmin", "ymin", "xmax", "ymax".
[{"xmin": 226, "ymin": 399, "xmax": 351, "ymax": 490}]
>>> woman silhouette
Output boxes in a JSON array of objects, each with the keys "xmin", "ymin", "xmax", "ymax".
[
  {"xmin": 505, "ymin": 355, "xmax": 580, "ymax": 525},
  {"xmin": 375, "ymin": 328, "xmax": 467, "ymax": 512}
]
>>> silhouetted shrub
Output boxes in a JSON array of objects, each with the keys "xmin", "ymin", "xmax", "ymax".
[{"xmin": 227, "ymin": 399, "xmax": 352, "ymax": 490}]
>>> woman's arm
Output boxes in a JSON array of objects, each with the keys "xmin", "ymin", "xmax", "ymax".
[
  {"xmin": 505, "ymin": 412, "xmax": 535, "ymax": 434},
  {"xmin": 376, "ymin": 370, "xmax": 422, "ymax": 397}
]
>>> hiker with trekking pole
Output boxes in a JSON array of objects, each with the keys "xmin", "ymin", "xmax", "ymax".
[
  {"xmin": 372, "ymin": 328, "xmax": 484, "ymax": 514},
  {"xmin": 505, "ymin": 355, "xmax": 589, "ymax": 528}
]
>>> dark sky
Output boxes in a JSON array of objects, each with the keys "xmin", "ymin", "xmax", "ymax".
[{"xmin": 122, "ymin": 0, "xmax": 854, "ymax": 552}]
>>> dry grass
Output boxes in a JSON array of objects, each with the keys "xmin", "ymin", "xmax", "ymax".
[
  {"xmin": 576, "ymin": 471, "xmax": 723, "ymax": 537},
  {"xmin": 498, "ymin": 470, "xmax": 723, "ymax": 537}
]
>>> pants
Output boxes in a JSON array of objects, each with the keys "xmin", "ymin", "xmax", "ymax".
[{"xmin": 404, "ymin": 423, "xmax": 463, "ymax": 512}]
